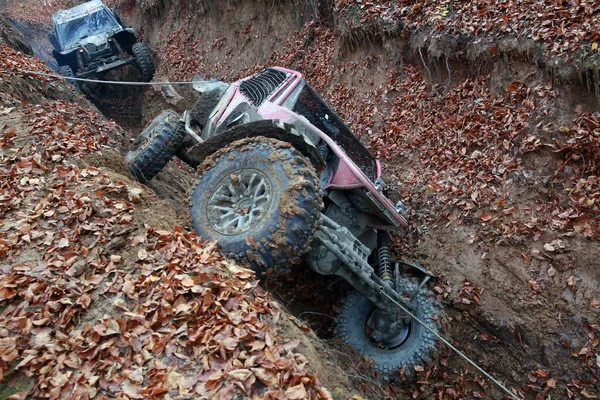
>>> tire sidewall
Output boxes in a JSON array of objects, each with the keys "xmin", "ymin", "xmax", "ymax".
[
  {"xmin": 337, "ymin": 283, "xmax": 438, "ymax": 377},
  {"xmin": 344, "ymin": 292, "xmax": 430, "ymax": 363},
  {"xmin": 190, "ymin": 138, "xmax": 321, "ymax": 271}
]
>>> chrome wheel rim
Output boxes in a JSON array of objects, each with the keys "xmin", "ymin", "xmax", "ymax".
[{"xmin": 207, "ymin": 169, "xmax": 273, "ymax": 235}]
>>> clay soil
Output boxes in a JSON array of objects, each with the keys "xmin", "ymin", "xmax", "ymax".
[{"xmin": 2, "ymin": 0, "xmax": 599, "ymax": 398}]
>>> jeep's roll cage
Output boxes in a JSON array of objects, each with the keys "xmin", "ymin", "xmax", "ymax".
[{"xmin": 53, "ymin": 7, "xmax": 120, "ymax": 49}]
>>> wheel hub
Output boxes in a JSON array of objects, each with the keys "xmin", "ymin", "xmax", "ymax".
[
  {"xmin": 365, "ymin": 308, "xmax": 411, "ymax": 350},
  {"xmin": 208, "ymin": 169, "xmax": 273, "ymax": 235}
]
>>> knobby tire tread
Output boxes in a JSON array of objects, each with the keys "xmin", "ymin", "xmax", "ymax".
[
  {"xmin": 189, "ymin": 137, "xmax": 322, "ymax": 273},
  {"xmin": 131, "ymin": 43, "xmax": 155, "ymax": 82},
  {"xmin": 126, "ymin": 110, "xmax": 185, "ymax": 183}
]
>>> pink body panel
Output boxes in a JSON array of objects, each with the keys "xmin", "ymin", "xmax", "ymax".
[
  {"xmin": 211, "ymin": 68, "xmax": 408, "ymax": 228},
  {"xmin": 269, "ymin": 68, "xmax": 303, "ymax": 105},
  {"xmin": 211, "ymin": 86, "xmax": 239, "ymax": 126},
  {"xmin": 258, "ymin": 103, "xmax": 407, "ymax": 228}
]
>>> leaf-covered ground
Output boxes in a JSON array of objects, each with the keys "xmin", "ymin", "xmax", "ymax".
[
  {"xmin": 335, "ymin": 0, "xmax": 600, "ymax": 58},
  {"xmin": 0, "ymin": 46, "xmax": 333, "ymax": 400},
  {"xmin": 2, "ymin": 0, "xmax": 120, "ymax": 25}
]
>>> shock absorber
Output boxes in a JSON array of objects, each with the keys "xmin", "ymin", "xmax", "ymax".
[
  {"xmin": 377, "ymin": 230, "xmax": 392, "ymax": 283},
  {"xmin": 318, "ymin": 144, "xmax": 329, "ymax": 161}
]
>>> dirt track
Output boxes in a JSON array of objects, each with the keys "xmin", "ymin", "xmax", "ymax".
[{"xmin": 1, "ymin": 0, "xmax": 599, "ymax": 398}]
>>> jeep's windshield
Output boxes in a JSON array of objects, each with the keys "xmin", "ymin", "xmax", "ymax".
[
  {"xmin": 292, "ymin": 83, "xmax": 376, "ymax": 179},
  {"xmin": 55, "ymin": 8, "xmax": 120, "ymax": 49}
]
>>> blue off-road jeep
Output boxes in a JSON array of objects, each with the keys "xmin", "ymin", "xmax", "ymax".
[{"xmin": 49, "ymin": 0, "xmax": 154, "ymax": 86}]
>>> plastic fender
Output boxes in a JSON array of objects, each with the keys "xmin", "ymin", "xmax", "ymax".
[{"xmin": 187, "ymin": 120, "xmax": 324, "ymax": 172}]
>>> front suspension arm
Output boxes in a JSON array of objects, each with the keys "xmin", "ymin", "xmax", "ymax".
[{"xmin": 310, "ymin": 214, "xmax": 416, "ymax": 314}]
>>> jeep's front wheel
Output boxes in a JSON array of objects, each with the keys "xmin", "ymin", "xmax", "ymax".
[
  {"xmin": 189, "ymin": 137, "xmax": 322, "ymax": 273},
  {"xmin": 131, "ymin": 43, "xmax": 155, "ymax": 82},
  {"xmin": 126, "ymin": 110, "xmax": 185, "ymax": 183}
]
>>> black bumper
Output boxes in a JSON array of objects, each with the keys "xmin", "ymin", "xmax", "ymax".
[{"xmin": 75, "ymin": 56, "xmax": 137, "ymax": 78}]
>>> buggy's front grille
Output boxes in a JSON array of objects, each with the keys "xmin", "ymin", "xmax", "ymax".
[
  {"xmin": 86, "ymin": 43, "xmax": 107, "ymax": 52},
  {"xmin": 239, "ymin": 68, "xmax": 288, "ymax": 107}
]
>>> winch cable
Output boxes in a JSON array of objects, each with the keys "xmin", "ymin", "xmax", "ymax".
[
  {"xmin": 379, "ymin": 290, "xmax": 521, "ymax": 400},
  {"xmin": 20, "ymin": 70, "xmax": 196, "ymax": 85},
  {"xmin": 23, "ymin": 67, "xmax": 522, "ymax": 400}
]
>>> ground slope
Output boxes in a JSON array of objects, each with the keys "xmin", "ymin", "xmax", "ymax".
[{"xmin": 2, "ymin": 0, "xmax": 599, "ymax": 398}]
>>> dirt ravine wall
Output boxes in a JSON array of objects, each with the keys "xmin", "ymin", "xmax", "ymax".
[
  {"xmin": 0, "ymin": 15, "xmax": 32, "ymax": 54},
  {"xmin": 118, "ymin": 0, "xmax": 599, "ymax": 398},
  {"xmin": 124, "ymin": 0, "xmax": 599, "ymax": 117},
  {"xmin": 119, "ymin": 0, "xmax": 317, "ymax": 122}
]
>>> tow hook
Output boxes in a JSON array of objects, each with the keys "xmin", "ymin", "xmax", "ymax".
[{"xmin": 395, "ymin": 200, "xmax": 406, "ymax": 214}]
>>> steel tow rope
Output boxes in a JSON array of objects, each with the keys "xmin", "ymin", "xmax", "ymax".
[
  {"xmin": 20, "ymin": 70, "xmax": 196, "ymax": 85},
  {"xmin": 379, "ymin": 289, "xmax": 521, "ymax": 400}
]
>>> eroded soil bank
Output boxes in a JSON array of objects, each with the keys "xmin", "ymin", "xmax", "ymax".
[{"xmin": 2, "ymin": 0, "xmax": 599, "ymax": 398}]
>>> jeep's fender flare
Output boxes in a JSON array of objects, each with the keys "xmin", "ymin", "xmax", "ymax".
[
  {"xmin": 187, "ymin": 120, "xmax": 324, "ymax": 172},
  {"xmin": 53, "ymin": 50, "xmax": 77, "ymax": 70}
]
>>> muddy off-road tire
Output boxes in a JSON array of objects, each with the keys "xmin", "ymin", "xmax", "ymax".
[
  {"xmin": 58, "ymin": 65, "xmax": 79, "ymax": 90},
  {"xmin": 126, "ymin": 110, "xmax": 185, "ymax": 183},
  {"xmin": 336, "ymin": 278, "xmax": 440, "ymax": 380},
  {"xmin": 131, "ymin": 43, "xmax": 155, "ymax": 82},
  {"xmin": 189, "ymin": 86, "xmax": 228, "ymax": 127},
  {"xmin": 189, "ymin": 137, "xmax": 322, "ymax": 272}
]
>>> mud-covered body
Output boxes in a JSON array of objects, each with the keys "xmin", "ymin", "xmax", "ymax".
[{"xmin": 50, "ymin": 0, "xmax": 152, "ymax": 80}]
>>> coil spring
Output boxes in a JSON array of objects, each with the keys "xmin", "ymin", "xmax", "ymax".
[
  {"xmin": 318, "ymin": 144, "xmax": 329, "ymax": 161},
  {"xmin": 377, "ymin": 231, "xmax": 392, "ymax": 282}
]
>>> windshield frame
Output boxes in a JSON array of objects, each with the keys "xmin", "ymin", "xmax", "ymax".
[
  {"xmin": 54, "ymin": 7, "xmax": 120, "ymax": 49},
  {"xmin": 288, "ymin": 81, "xmax": 377, "ymax": 180}
]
